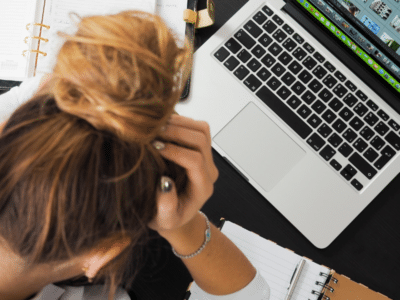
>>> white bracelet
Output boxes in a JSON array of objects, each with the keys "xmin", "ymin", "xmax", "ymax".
[{"xmin": 172, "ymin": 211, "xmax": 211, "ymax": 259}]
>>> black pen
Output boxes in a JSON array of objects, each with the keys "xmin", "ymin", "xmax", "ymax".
[{"xmin": 284, "ymin": 258, "xmax": 306, "ymax": 300}]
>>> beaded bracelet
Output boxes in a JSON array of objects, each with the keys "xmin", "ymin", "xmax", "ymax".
[{"xmin": 172, "ymin": 211, "xmax": 211, "ymax": 259}]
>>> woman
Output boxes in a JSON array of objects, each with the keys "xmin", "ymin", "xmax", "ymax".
[{"xmin": 0, "ymin": 11, "xmax": 270, "ymax": 300}]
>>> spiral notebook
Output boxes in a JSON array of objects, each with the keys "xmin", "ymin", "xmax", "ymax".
[
  {"xmin": 0, "ymin": 0, "xmax": 188, "ymax": 82},
  {"xmin": 185, "ymin": 219, "xmax": 391, "ymax": 300}
]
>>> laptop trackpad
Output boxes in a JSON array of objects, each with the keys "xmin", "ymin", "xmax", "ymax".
[{"xmin": 213, "ymin": 102, "xmax": 306, "ymax": 192}]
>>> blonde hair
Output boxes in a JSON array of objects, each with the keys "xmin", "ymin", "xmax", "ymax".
[{"xmin": 0, "ymin": 11, "xmax": 191, "ymax": 299}]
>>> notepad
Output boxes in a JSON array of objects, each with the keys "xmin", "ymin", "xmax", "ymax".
[{"xmin": 187, "ymin": 220, "xmax": 392, "ymax": 300}]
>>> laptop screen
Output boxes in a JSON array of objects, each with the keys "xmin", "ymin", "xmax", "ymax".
[{"xmin": 296, "ymin": 0, "xmax": 400, "ymax": 95}]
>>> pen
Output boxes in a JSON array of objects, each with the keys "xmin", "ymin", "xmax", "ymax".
[{"xmin": 284, "ymin": 258, "xmax": 306, "ymax": 300}]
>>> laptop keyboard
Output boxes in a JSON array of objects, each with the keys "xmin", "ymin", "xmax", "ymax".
[{"xmin": 213, "ymin": 5, "xmax": 400, "ymax": 192}]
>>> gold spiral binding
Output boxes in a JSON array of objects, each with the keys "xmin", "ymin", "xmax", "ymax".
[
  {"xmin": 24, "ymin": 36, "xmax": 49, "ymax": 44},
  {"xmin": 26, "ymin": 23, "xmax": 50, "ymax": 31},
  {"xmin": 22, "ymin": 50, "xmax": 47, "ymax": 57}
]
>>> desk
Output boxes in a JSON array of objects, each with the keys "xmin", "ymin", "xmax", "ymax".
[{"xmin": 129, "ymin": 0, "xmax": 400, "ymax": 299}]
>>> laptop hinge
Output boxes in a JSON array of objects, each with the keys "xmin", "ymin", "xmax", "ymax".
[{"xmin": 282, "ymin": 0, "xmax": 400, "ymax": 114}]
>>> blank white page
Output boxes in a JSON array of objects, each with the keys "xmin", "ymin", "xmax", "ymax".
[{"xmin": 222, "ymin": 221, "xmax": 330, "ymax": 300}]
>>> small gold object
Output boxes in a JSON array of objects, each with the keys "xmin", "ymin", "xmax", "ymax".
[
  {"xmin": 26, "ymin": 23, "xmax": 50, "ymax": 31},
  {"xmin": 24, "ymin": 36, "xmax": 49, "ymax": 44},
  {"xmin": 22, "ymin": 50, "xmax": 47, "ymax": 57}
]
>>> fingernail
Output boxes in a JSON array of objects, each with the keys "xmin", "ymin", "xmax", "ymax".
[
  {"xmin": 160, "ymin": 176, "xmax": 173, "ymax": 193},
  {"xmin": 152, "ymin": 140, "xmax": 165, "ymax": 150}
]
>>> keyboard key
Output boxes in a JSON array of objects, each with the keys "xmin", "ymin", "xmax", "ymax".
[
  {"xmin": 318, "ymin": 88, "xmax": 333, "ymax": 103},
  {"xmin": 332, "ymin": 119, "xmax": 347, "ymax": 133},
  {"xmin": 323, "ymin": 75, "xmax": 338, "ymax": 89},
  {"xmin": 266, "ymin": 76, "xmax": 282, "ymax": 91},
  {"xmin": 339, "ymin": 107, "xmax": 354, "ymax": 122},
  {"xmin": 268, "ymin": 42, "xmax": 283, "ymax": 56},
  {"xmin": 313, "ymin": 52, "xmax": 325, "ymax": 63},
  {"xmin": 288, "ymin": 61, "xmax": 303, "ymax": 74},
  {"xmin": 214, "ymin": 47, "xmax": 230, "ymax": 62},
  {"xmin": 351, "ymin": 179, "xmax": 363, "ymax": 191},
  {"xmin": 353, "ymin": 138, "xmax": 368, "ymax": 153},
  {"xmin": 343, "ymin": 93, "xmax": 358, "ymax": 107},
  {"xmin": 374, "ymin": 146, "xmax": 396, "ymax": 170},
  {"xmin": 234, "ymin": 29, "xmax": 256, "ymax": 49},
  {"xmin": 307, "ymin": 114, "xmax": 323, "ymax": 128},
  {"xmin": 374, "ymin": 121, "xmax": 390, "ymax": 136},
  {"xmin": 262, "ymin": 5, "xmax": 273, "ymax": 16},
  {"xmin": 340, "ymin": 166, "xmax": 355, "ymax": 181},
  {"xmin": 313, "ymin": 65, "xmax": 328, "ymax": 80},
  {"xmin": 244, "ymin": 74, "xmax": 262, "ymax": 92},
  {"xmin": 329, "ymin": 97, "xmax": 344, "ymax": 112},
  {"xmin": 261, "ymin": 54, "xmax": 276, "ymax": 68},
  {"xmin": 311, "ymin": 100, "xmax": 326, "ymax": 114},
  {"xmin": 225, "ymin": 38, "xmax": 242, "ymax": 54},
  {"xmin": 320, "ymin": 145, "xmax": 336, "ymax": 161},
  {"xmin": 339, "ymin": 142, "xmax": 353, "ymax": 157},
  {"xmin": 345, "ymin": 80, "xmax": 357, "ymax": 92},
  {"xmin": 371, "ymin": 136, "xmax": 385, "ymax": 151},
  {"xmin": 384, "ymin": 131, "xmax": 400, "ymax": 150},
  {"xmin": 330, "ymin": 159, "xmax": 342, "ymax": 171},
  {"xmin": 364, "ymin": 147, "xmax": 379, "ymax": 163},
  {"xmin": 355, "ymin": 90, "xmax": 368, "ymax": 101},
  {"xmin": 247, "ymin": 58, "xmax": 262, "ymax": 72},
  {"xmin": 349, "ymin": 153, "xmax": 377, "ymax": 179},
  {"xmin": 345, "ymin": 164, "xmax": 357, "ymax": 177},
  {"xmin": 278, "ymin": 51, "xmax": 293, "ymax": 65},
  {"xmin": 271, "ymin": 63, "xmax": 286, "ymax": 77},
  {"xmin": 291, "ymin": 81, "xmax": 306, "ymax": 95},
  {"xmin": 282, "ymin": 38, "xmax": 297, "ymax": 52},
  {"xmin": 224, "ymin": 56, "xmax": 240, "ymax": 71},
  {"xmin": 318, "ymin": 123, "xmax": 333, "ymax": 138},
  {"xmin": 301, "ymin": 90, "xmax": 316, "ymax": 104},
  {"xmin": 287, "ymin": 95, "xmax": 301, "ymax": 109},
  {"xmin": 237, "ymin": 49, "xmax": 252, "ymax": 63},
  {"xmin": 349, "ymin": 116, "xmax": 364, "ymax": 131},
  {"xmin": 293, "ymin": 33, "xmax": 304, "ymax": 44},
  {"xmin": 258, "ymin": 34, "xmax": 273, "ymax": 47},
  {"xmin": 282, "ymin": 72, "xmax": 296, "ymax": 86},
  {"xmin": 256, "ymin": 67, "xmax": 272, "ymax": 81},
  {"xmin": 272, "ymin": 29, "xmax": 287, "ymax": 43},
  {"xmin": 342, "ymin": 128, "xmax": 358, "ymax": 143},
  {"xmin": 293, "ymin": 47, "xmax": 307, "ymax": 61},
  {"xmin": 253, "ymin": 11, "xmax": 268, "ymax": 25},
  {"xmin": 324, "ymin": 61, "xmax": 336, "ymax": 73},
  {"xmin": 244, "ymin": 20, "xmax": 263, "ymax": 38},
  {"xmin": 308, "ymin": 79, "xmax": 323, "ymax": 93},
  {"xmin": 234, "ymin": 65, "xmax": 250, "ymax": 80},
  {"xmin": 263, "ymin": 20, "xmax": 277, "ymax": 34},
  {"xmin": 388, "ymin": 119, "xmax": 400, "ymax": 131},
  {"xmin": 303, "ymin": 42, "xmax": 315, "ymax": 54},
  {"xmin": 251, "ymin": 45, "xmax": 266, "ymax": 58},
  {"xmin": 256, "ymin": 86, "xmax": 313, "ymax": 139},
  {"xmin": 302, "ymin": 56, "xmax": 318, "ymax": 70},
  {"xmin": 272, "ymin": 15, "xmax": 284, "ymax": 26},
  {"xmin": 366, "ymin": 100, "xmax": 378, "ymax": 111},
  {"xmin": 333, "ymin": 84, "xmax": 348, "ymax": 98},
  {"xmin": 328, "ymin": 132, "xmax": 343, "ymax": 148},
  {"xmin": 282, "ymin": 24, "xmax": 294, "ymax": 34},
  {"xmin": 307, "ymin": 133, "xmax": 326, "ymax": 151},
  {"xmin": 298, "ymin": 70, "xmax": 313, "ymax": 84},
  {"xmin": 359, "ymin": 126, "xmax": 374, "ymax": 141},
  {"xmin": 377, "ymin": 109, "xmax": 389, "ymax": 121},
  {"xmin": 364, "ymin": 112, "xmax": 379, "ymax": 127},
  {"xmin": 297, "ymin": 104, "xmax": 312, "ymax": 119},
  {"xmin": 353, "ymin": 102, "xmax": 368, "ymax": 117},
  {"xmin": 334, "ymin": 70, "xmax": 346, "ymax": 82},
  {"xmin": 322, "ymin": 109, "xmax": 336, "ymax": 124},
  {"xmin": 277, "ymin": 86, "xmax": 292, "ymax": 100}
]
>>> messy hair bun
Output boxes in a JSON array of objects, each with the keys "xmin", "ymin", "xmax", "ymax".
[{"xmin": 49, "ymin": 10, "xmax": 192, "ymax": 144}]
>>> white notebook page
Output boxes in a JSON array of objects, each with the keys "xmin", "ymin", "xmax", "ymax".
[
  {"xmin": 222, "ymin": 221, "xmax": 330, "ymax": 300},
  {"xmin": 0, "ymin": 0, "xmax": 38, "ymax": 80}
]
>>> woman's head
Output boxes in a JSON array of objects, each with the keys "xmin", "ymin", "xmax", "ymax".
[{"xmin": 0, "ymin": 10, "xmax": 191, "ymax": 298}]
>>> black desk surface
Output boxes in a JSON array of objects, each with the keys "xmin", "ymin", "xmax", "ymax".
[{"xmin": 129, "ymin": 1, "xmax": 400, "ymax": 299}]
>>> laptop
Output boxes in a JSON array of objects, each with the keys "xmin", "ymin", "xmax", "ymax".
[{"xmin": 176, "ymin": 0, "xmax": 400, "ymax": 248}]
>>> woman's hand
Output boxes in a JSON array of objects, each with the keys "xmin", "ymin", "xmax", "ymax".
[{"xmin": 148, "ymin": 114, "xmax": 219, "ymax": 238}]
